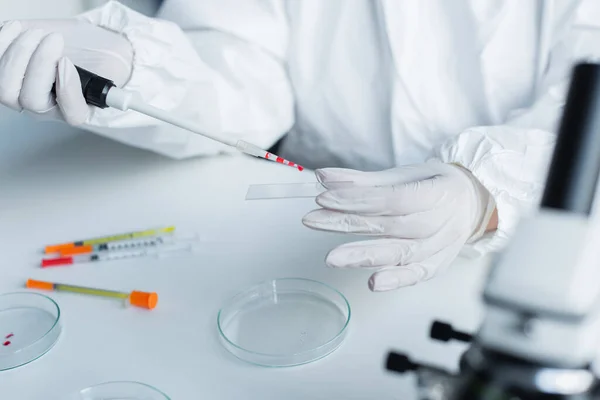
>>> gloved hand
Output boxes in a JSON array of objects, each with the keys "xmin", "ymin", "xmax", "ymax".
[
  {"xmin": 302, "ymin": 162, "xmax": 497, "ymax": 292},
  {"xmin": 0, "ymin": 19, "xmax": 132, "ymax": 125}
]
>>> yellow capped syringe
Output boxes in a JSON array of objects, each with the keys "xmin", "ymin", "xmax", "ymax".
[{"xmin": 44, "ymin": 226, "xmax": 176, "ymax": 254}]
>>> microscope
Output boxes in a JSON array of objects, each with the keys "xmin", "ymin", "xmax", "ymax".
[{"xmin": 386, "ymin": 62, "xmax": 600, "ymax": 399}]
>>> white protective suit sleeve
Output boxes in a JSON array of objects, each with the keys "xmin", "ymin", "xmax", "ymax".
[
  {"xmin": 433, "ymin": 0, "xmax": 600, "ymax": 257},
  {"xmin": 76, "ymin": 0, "xmax": 294, "ymax": 158}
]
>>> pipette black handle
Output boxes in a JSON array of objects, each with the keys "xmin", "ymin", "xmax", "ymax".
[
  {"xmin": 430, "ymin": 321, "xmax": 473, "ymax": 343},
  {"xmin": 541, "ymin": 63, "xmax": 600, "ymax": 215},
  {"xmin": 51, "ymin": 65, "xmax": 115, "ymax": 109}
]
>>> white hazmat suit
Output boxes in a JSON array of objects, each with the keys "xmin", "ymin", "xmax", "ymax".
[{"xmin": 2, "ymin": 0, "xmax": 600, "ymax": 290}]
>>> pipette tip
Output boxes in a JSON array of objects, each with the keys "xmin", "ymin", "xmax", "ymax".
[
  {"xmin": 264, "ymin": 152, "xmax": 304, "ymax": 171},
  {"xmin": 235, "ymin": 140, "xmax": 304, "ymax": 171}
]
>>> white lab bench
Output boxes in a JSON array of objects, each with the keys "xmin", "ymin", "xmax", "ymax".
[{"xmin": 0, "ymin": 114, "xmax": 489, "ymax": 399}]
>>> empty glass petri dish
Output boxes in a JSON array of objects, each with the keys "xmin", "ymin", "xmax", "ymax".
[
  {"xmin": 0, "ymin": 292, "xmax": 62, "ymax": 371},
  {"xmin": 72, "ymin": 381, "xmax": 170, "ymax": 400},
  {"xmin": 218, "ymin": 278, "xmax": 351, "ymax": 367}
]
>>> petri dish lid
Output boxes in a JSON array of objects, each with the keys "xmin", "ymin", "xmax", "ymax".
[
  {"xmin": 72, "ymin": 381, "xmax": 170, "ymax": 400},
  {"xmin": 0, "ymin": 292, "xmax": 62, "ymax": 371},
  {"xmin": 218, "ymin": 278, "xmax": 351, "ymax": 367}
]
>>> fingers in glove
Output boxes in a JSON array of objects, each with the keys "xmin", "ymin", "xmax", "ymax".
[
  {"xmin": 55, "ymin": 57, "xmax": 88, "ymax": 125},
  {"xmin": 368, "ymin": 266, "xmax": 427, "ymax": 291},
  {"xmin": 368, "ymin": 241, "xmax": 464, "ymax": 291},
  {"xmin": 0, "ymin": 27, "xmax": 47, "ymax": 110},
  {"xmin": 325, "ymin": 238, "xmax": 424, "ymax": 269},
  {"xmin": 0, "ymin": 21, "xmax": 22, "ymax": 55},
  {"xmin": 316, "ymin": 164, "xmax": 442, "ymax": 188},
  {"xmin": 303, "ymin": 208, "xmax": 449, "ymax": 238},
  {"xmin": 20, "ymin": 32, "xmax": 63, "ymax": 112},
  {"xmin": 316, "ymin": 177, "xmax": 450, "ymax": 215},
  {"xmin": 0, "ymin": 22, "xmax": 25, "ymax": 109}
]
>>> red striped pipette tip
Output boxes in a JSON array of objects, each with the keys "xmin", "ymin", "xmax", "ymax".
[
  {"xmin": 234, "ymin": 140, "xmax": 304, "ymax": 171},
  {"xmin": 264, "ymin": 152, "xmax": 304, "ymax": 171}
]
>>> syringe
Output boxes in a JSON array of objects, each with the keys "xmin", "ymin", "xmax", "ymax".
[
  {"xmin": 41, "ymin": 242, "xmax": 193, "ymax": 267},
  {"xmin": 58, "ymin": 234, "xmax": 197, "ymax": 256},
  {"xmin": 26, "ymin": 279, "xmax": 158, "ymax": 310},
  {"xmin": 44, "ymin": 225, "xmax": 175, "ymax": 254},
  {"xmin": 60, "ymin": 66, "xmax": 304, "ymax": 171}
]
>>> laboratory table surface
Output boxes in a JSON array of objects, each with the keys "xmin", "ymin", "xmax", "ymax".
[{"xmin": 0, "ymin": 114, "xmax": 490, "ymax": 399}]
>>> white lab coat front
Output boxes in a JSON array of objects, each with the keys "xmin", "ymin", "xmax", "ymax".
[{"xmin": 76, "ymin": 0, "xmax": 600, "ymax": 255}]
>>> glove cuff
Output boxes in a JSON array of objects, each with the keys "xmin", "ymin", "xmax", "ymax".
[
  {"xmin": 467, "ymin": 187, "xmax": 496, "ymax": 243},
  {"xmin": 432, "ymin": 126, "xmax": 554, "ymax": 257},
  {"xmin": 448, "ymin": 163, "xmax": 496, "ymax": 243}
]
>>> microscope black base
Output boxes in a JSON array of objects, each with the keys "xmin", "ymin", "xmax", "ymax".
[{"xmin": 450, "ymin": 348, "xmax": 600, "ymax": 400}]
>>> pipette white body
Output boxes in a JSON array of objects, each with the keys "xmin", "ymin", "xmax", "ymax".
[{"xmin": 105, "ymin": 87, "xmax": 262, "ymax": 156}]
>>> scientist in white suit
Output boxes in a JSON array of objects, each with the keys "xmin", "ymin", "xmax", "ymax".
[{"xmin": 0, "ymin": 0, "xmax": 598, "ymax": 291}]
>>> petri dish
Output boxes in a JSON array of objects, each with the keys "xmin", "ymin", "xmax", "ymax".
[
  {"xmin": 218, "ymin": 278, "xmax": 351, "ymax": 367},
  {"xmin": 73, "ymin": 381, "xmax": 170, "ymax": 400},
  {"xmin": 0, "ymin": 292, "xmax": 61, "ymax": 371}
]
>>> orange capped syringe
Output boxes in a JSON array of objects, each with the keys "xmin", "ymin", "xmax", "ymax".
[{"xmin": 26, "ymin": 279, "xmax": 158, "ymax": 310}]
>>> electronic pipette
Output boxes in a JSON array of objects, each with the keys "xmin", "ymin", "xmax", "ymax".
[{"xmin": 59, "ymin": 66, "xmax": 303, "ymax": 171}]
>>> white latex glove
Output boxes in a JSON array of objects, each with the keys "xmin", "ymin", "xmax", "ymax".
[
  {"xmin": 0, "ymin": 19, "xmax": 132, "ymax": 125},
  {"xmin": 302, "ymin": 163, "xmax": 497, "ymax": 292}
]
